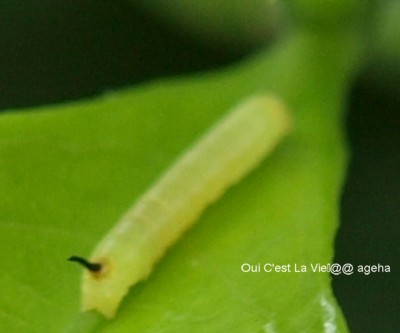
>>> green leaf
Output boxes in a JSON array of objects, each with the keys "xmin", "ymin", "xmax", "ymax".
[
  {"xmin": 133, "ymin": 0, "xmax": 277, "ymax": 49},
  {"xmin": 0, "ymin": 29, "xmax": 360, "ymax": 332}
]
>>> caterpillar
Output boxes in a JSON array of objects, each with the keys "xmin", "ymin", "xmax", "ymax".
[{"xmin": 70, "ymin": 94, "xmax": 291, "ymax": 318}]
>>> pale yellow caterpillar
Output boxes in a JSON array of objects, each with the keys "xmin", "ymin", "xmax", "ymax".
[{"xmin": 70, "ymin": 95, "xmax": 291, "ymax": 318}]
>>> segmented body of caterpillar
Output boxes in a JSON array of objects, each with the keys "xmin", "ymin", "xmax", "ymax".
[{"xmin": 80, "ymin": 95, "xmax": 291, "ymax": 318}]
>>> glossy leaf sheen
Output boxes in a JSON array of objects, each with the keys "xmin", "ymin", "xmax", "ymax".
[{"xmin": 0, "ymin": 32, "xmax": 358, "ymax": 332}]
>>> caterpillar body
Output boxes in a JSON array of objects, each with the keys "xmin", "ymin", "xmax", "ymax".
[{"xmin": 78, "ymin": 95, "xmax": 291, "ymax": 318}]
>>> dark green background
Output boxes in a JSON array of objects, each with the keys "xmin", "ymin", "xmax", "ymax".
[{"xmin": 0, "ymin": 1, "xmax": 398, "ymax": 332}]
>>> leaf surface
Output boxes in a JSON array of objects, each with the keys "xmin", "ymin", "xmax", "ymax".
[{"xmin": 0, "ymin": 31, "xmax": 359, "ymax": 332}]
